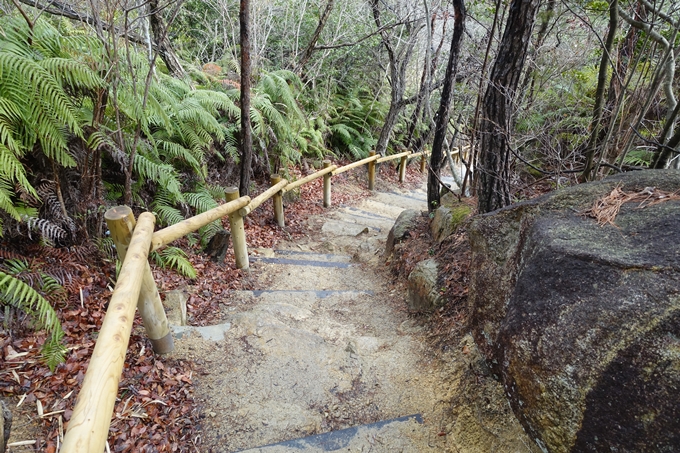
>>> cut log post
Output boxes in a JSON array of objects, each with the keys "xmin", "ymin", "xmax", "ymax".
[
  {"xmin": 225, "ymin": 187, "xmax": 249, "ymax": 269},
  {"xmin": 205, "ymin": 229, "xmax": 231, "ymax": 263},
  {"xmin": 323, "ymin": 160, "xmax": 332, "ymax": 207},
  {"xmin": 368, "ymin": 151, "xmax": 376, "ymax": 191},
  {"xmin": 399, "ymin": 155, "xmax": 407, "ymax": 183},
  {"xmin": 105, "ymin": 206, "xmax": 173, "ymax": 354},
  {"xmin": 420, "ymin": 154, "xmax": 427, "ymax": 173},
  {"xmin": 61, "ymin": 213, "xmax": 156, "ymax": 453},
  {"xmin": 271, "ymin": 174, "xmax": 285, "ymax": 227}
]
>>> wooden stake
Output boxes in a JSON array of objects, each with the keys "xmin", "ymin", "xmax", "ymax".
[
  {"xmin": 420, "ymin": 154, "xmax": 427, "ymax": 173},
  {"xmin": 323, "ymin": 160, "xmax": 332, "ymax": 207},
  {"xmin": 225, "ymin": 187, "xmax": 249, "ymax": 269},
  {"xmin": 61, "ymin": 213, "xmax": 156, "ymax": 453},
  {"xmin": 368, "ymin": 152, "xmax": 376, "ymax": 191},
  {"xmin": 271, "ymin": 175, "xmax": 285, "ymax": 227},
  {"xmin": 104, "ymin": 207, "xmax": 172, "ymax": 354},
  {"xmin": 399, "ymin": 155, "xmax": 407, "ymax": 183}
]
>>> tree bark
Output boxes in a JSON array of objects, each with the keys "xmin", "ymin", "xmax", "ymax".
[
  {"xmin": 1, "ymin": 399, "xmax": 11, "ymax": 453},
  {"xmin": 295, "ymin": 0, "xmax": 335, "ymax": 75},
  {"xmin": 428, "ymin": 0, "xmax": 466, "ymax": 211},
  {"xmin": 371, "ymin": 0, "xmax": 422, "ymax": 157},
  {"xmin": 147, "ymin": 0, "xmax": 186, "ymax": 77},
  {"xmin": 580, "ymin": 0, "xmax": 618, "ymax": 181},
  {"xmin": 477, "ymin": 0, "xmax": 541, "ymax": 214},
  {"xmin": 239, "ymin": 0, "xmax": 254, "ymax": 196}
]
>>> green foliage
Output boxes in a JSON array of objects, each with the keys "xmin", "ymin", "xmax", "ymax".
[
  {"xmin": 0, "ymin": 266, "xmax": 67, "ymax": 370},
  {"xmin": 0, "ymin": 17, "xmax": 103, "ymax": 225},
  {"xmin": 150, "ymin": 247, "xmax": 197, "ymax": 278},
  {"xmin": 326, "ymin": 89, "xmax": 384, "ymax": 159}
]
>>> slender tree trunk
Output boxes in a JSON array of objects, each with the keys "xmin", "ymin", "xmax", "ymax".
[
  {"xmin": 371, "ymin": 0, "xmax": 421, "ymax": 157},
  {"xmin": 477, "ymin": 0, "xmax": 541, "ymax": 214},
  {"xmin": 405, "ymin": 12, "xmax": 449, "ymax": 151},
  {"xmin": 468, "ymin": 0, "xmax": 504, "ymax": 196},
  {"xmin": 239, "ymin": 0, "xmax": 254, "ymax": 196},
  {"xmin": 296, "ymin": 0, "xmax": 334, "ymax": 75},
  {"xmin": 428, "ymin": 0, "xmax": 466, "ymax": 211},
  {"xmin": 580, "ymin": 0, "xmax": 618, "ymax": 181}
]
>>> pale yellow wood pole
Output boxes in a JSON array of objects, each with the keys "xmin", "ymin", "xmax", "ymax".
[
  {"xmin": 104, "ymin": 207, "xmax": 173, "ymax": 354},
  {"xmin": 271, "ymin": 175, "xmax": 285, "ymax": 227},
  {"xmin": 420, "ymin": 154, "xmax": 427, "ymax": 172},
  {"xmin": 368, "ymin": 151, "xmax": 376, "ymax": 190},
  {"xmin": 323, "ymin": 160, "xmax": 332, "ymax": 207},
  {"xmin": 225, "ymin": 187, "xmax": 249, "ymax": 269},
  {"xmin": 61, "ymin": 213, "xmax": 156, "ymax": 453},
  {"xmin": 399, "ymin": 155, "xmax": 407, "ymax": 183}
]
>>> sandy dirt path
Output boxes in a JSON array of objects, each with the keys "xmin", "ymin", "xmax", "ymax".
[{"xmin": 173, "ymin": 182, "xmax": 540, "ymax": 453}]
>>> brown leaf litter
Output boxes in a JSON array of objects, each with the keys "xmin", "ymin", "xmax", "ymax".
[{"xmin": 584, "ymin": 185, "xmax": 680, "ymax": 226}]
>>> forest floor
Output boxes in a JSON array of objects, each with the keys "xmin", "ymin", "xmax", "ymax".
[{"xmin": 1, "ymin": 161, "xmax": 545, "ymax": 452}]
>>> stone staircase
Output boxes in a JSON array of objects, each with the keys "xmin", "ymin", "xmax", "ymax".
[{"xmin": 173, "ymin": 182, "xmax": 451, "ymax": 453}]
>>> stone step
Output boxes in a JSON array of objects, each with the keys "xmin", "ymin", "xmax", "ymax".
[{"xmin": 235, "ymin": 414, "xmax": 424, "ymax": 452}]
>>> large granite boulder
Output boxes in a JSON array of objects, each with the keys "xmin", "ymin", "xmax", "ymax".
[{"xmin": 468, "ymin": 170, "xmax": 680, "ymax": 452}]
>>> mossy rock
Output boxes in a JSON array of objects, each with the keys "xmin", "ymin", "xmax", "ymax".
[
  {"xmin": 468, "ymin": 169, "xmax": 680, "ymax": 452},
  {"xmin": 430, "ymin": 204, "xmax": 472, "ymax": 243}
]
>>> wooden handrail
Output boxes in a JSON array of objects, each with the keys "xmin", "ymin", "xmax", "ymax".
[
  {"xmin": 332, "ymin": 154, "xmax": 379, "ymax": 175},
  {"xmin": 62, "ymin": 146, "xmax": 444, "ymax": 450},
  {"xmin": 239, "ymin": 178, "xmax": 288, "ymax": 217},
  {"xmin": 151, "ymin": 196, "xmax": 250, "ymax": 252},
  {"xmin": 376, "ymin": 151, "xmax": 411, "ymax": 163},
  {"xmin": 283, "ymin": 164, "xmax": 337, "ymax": 192},
  {"xmin": 61, "ymin": 213, "xmax": 157, "ymax": 453}
]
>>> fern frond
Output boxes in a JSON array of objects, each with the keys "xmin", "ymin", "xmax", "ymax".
[
  {"xmin": 0, "ymin": 271, "xmax": 66, "ymax": 370},
  {"xmin": 150, "ymin": 246, "xmax": 196, "ymax": 279}
]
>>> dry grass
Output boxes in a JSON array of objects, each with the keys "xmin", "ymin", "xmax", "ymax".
[{"xmin": 584, "ymin": 185, "xmax": 680, "ymax": 226}]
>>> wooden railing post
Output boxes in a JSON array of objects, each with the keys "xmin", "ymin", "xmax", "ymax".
[
  {"xmin": 399, "ymin": 155, "xmax": 407, "ymax": 183},
  {"xmin": 323, "ymin": 160, "xmax": 332, "ymax": 207},
  {"xmin": 271, "ymin": 174, "xmax": 285, "ymax": 227},
  {"xmin": 62, "ymin": 213, "xmax": 157, "ymax": 453},
  {"xmin": 105, "ymin": 206, "xmax": 173, "ymax": 354},
  {"xmin": 368, "ymin": 151, "xmax": 376, "ymax": 190},
  {"xmin": 420, "ymin": 153, "xmax": 427, "ymax": 173},
  {"xmin": 225, "ymin": 187, "xmax": 249, "ymax": 269}
]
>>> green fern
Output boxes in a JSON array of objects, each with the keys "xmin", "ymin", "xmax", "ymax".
[
  {"xmin": 150, "ymin": 247, "xmax": 197, "ymax": 278},
  {"xmin": 0, "ymin": 271, "xmax": 66, "ymax": 370}
]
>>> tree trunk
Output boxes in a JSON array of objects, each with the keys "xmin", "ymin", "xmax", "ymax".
[
  {"xmin": 371, "ymin": 0, "xmax": 421, "ymax": 157},
  {"xmin": 1, "ymin": 399, "xmax": 11, "ymax": 453},
  {"xmin": 204, "ymin": 229, "xmax": 231, "ymax": 263},
  {"xmin": 477, "ymin": 0, "xmax": 541, "ymax": 214},
  {"xmin": 428, "ymin": 0, "xmax": 466, "ymax": 211},
  {"xmin": 296, "ymin": 0, "xmax": 335, "ymax": 75},
  {"xmin": 580, "ymin": 0, "xmax": 618, "ymax": 181},
  {"xmin": 239, "ymin": 0, "xmax": 254, "ymax": 196},
  {"xmin": 148, "ymin": 0, "xmax": 186, "ymax": 77}
]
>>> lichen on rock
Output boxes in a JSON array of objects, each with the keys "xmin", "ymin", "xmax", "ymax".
[{"xmin": 468, "ymin": 170, "xmax": 680, "ymax": 452}]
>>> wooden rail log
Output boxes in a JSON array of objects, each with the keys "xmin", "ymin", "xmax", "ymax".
[
  {"xmin": 106, "ymin": 207, "xmax": 173, "ymax": 354},
  {"xmin": 151, "ymin": 196, "xmax": 250, "ymax": 252},
  {"xmin": 376, "ymin": 151, "xmax": 411, "ymax": 163},
  {"xmin": 284, "ymin": 164, "xmax": 337, "ymax": 192},
  {"xmin": 61, "ymin": 213, "xmax": 156, "ymax": 453},
  {"xmin": 239, "ymin": 178, "xmax": 288, "ymax": 217},
  {"xmin": 332, "ymin": 154, "xmax": 379, "ymax": 175}
]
